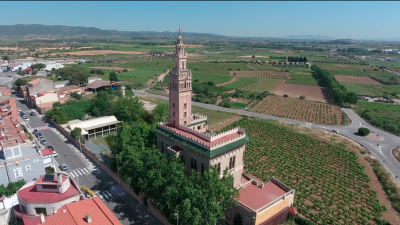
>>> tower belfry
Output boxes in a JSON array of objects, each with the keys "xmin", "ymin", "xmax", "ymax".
[{"xmin": 168, "ymin": 27, "xmax": 192, "ymax": 127}]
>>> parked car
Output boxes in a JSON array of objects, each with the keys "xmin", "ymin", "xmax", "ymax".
[
  {"xmin": 332, "ymin": 129, "xmax": 339, "ymax": 134},
  {"xmin": 19, "ymin": 111, "xmax": 25, "ymax": 116},
  {"xmin": 52, "ymin": 151, "xmax": 58, "ymax": 157},
  {"xmin": 36, "ymin": 132, "xmax": 42, "ymax": 138},
  {"xmin": 47, "ymin": 145, "xmax": 54, "ymax": 151},
  {"xmin": 18, "ymin": 108, "xmax": 21, "ymax": 112},
  {"xmin": 30, "ymin": 111, "xmax": 36, "ymax": 116},
  {"xmin": 59, "ymin": 163, "xmax": 69, "ymax": 171},
  {"xmin": 40, "ymin": 139, "xmax": 47, "ymax": 145},
  {"xmin": 23, "ymin": 116, "xmax": 29, "ymax": 122}
]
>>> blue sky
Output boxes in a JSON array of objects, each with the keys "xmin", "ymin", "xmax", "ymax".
[{"xmin": 1, "ymin": 1, "xmax": 399, "ymax": 39}]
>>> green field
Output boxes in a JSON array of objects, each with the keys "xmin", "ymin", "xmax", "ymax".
[
  {"xmin": 221, "ymin": 77, "xmax": 258, "ymax": 89},
  {"xmin": 342, "ymin": 83, "xmax": 398, "ymax": 98},
  {"xmin": 314, "ymin": 63, "xmax": 368, "ymax": 71},
  {"xmin": 357, "ymin": 101, "xmax": 400, "ymax": 113},
  {"xmin": 286, "ymin": 67, "xmax": 311, "ymax": 72},
  {"xmin": 192, "ymin": 71, "xmax": 232, "ymax": 84},
  {"xmin": 118, "ymin": 58, "xmax": 173, "ymax": 71},
  {"xmin": 366, "ymin": 60, "xmax": 400, "ymax": 70},
  {"xmin": 243, "ymin": 79, "xmax": 283, "ymax": 92},
  {"xmin": 385, "ymin": 85, "xmax": 400, "ymax": 93},
  {"xmin": 286, "ymin": 73, "xmax": 319, "ymax": 86},
  {"xmin": 187, "ymin": 62, "xmax": 252, "ymax": 71},
  {"xmin": 104, "ymin": 69, "xmax": 157, "ymax": 83},
  {"xmin": 327, "ymin": 70, "xmax": 370, "ymax": 76}
]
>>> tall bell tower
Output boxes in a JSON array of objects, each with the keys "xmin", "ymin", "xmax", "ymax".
[{"xmin": 169, "ymin": 27, "xmax": 192, "ymax": 128}]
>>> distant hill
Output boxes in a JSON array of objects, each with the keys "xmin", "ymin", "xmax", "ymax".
[
  {"xmin": 284, "ymin": 35, "xmax": 336, "ymax": 40},
  {"xmin": 0, "ymin": 24, "xmax": 120, "ymax": 36},
  {"xmin": 121, "ymin": 31, "xmax": 226, "ymax": 38}
]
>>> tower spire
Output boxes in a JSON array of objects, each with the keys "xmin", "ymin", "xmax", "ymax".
[{"xmin": 179, "ymin": 25, "xmax": 182, "ymax": 36}]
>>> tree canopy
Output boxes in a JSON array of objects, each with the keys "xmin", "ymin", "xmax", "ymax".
[
  {"xmin": 0, "ymin": 180, "xmax": 26, "ymax": 197},
  {"xmin": 109, "ymin": 71, "xmax": 119, "ymax": 82},
  {"xmin": 106, "ymin": 122, "xmax": 239, "ymax": 225},
  {"xmin": 55, "ymin": 66, "xmax": 90, "ymax": 86},
  {"xmin": 31, "ymin": 63, "xmax": 46, "ymax": 70},
  {"xmin": 14, "ymin": 78, "xmax": 28, "ymax": 88}
]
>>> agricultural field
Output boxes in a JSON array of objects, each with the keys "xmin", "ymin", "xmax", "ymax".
[
  {"xmin": 243, "ymin": 79, "xmax": 284, "ymax": 93},
  {"xmin": 223, "ymin": 118, "xmax": 388, "ymax": 224},
  {"xmin": 286, "ymin": 73, "xmax": 319, "ymax": 86},
  {"xmin": 272, "ymin": 82, "xmax": 328, "ymax": 103},
  {"xmin": 334, "ymin": 75, "xmax": 381, "ymax": 84},
  {"xmin": 51, "ymin": 50, "xmax": 144, "ymax": 56},
  {"xmin": 252, "ymin": 96, "xmax": 341, "ymax": 125},
  {"xmin": 221, "ymin": 77, "xmax": 258, "ymax": 89},
  {"xmin": 285, "ymin": 67, "xmax": 312, "ymax": 72},
  {"xmin": 314, "ymin": 63, "xmax": 369, "ymax": 71},
  {"xmin": 234, "ymin": 70, "xmax": 290, "ymax": 79},
  {"xmin": 192, "ymin": 71, "xmax": 232, "ymax": 84},
  {"xmin": 355, "ymin": 101, "xmax": 400, "ymax": 136},
  {"xmin": 95, "ymin": 69, "xmax": 157, "ymax": 84},
  {"xmin": 327, "ymin": 70, "xmax": 370, "ymax": 76},
  {"xmin": 187, "ymin": 62, "xmax": 252, "ymax": 71},
  {"xmin": 246, "ymin": 63, "xmax": 279, "ymax": 71},
  {"xmin": 341, "ymin": 83, "xmax": 399, "ymax": 99},
  {"xmin": 366, "ymin": 60, "xmax": 400, "ymax": 71}
]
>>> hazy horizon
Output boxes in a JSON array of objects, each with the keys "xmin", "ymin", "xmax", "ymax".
[{"xmin": 1, "ymin": 1, "xmax": 399, "ymax": 40}]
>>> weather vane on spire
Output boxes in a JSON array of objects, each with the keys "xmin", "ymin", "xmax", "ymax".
[{"xmin": 179, "ymin": 25, "xmax": 182, "ymax": 36}]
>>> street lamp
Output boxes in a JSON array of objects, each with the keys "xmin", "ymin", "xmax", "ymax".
[{"xmin": 174, "ymin": 213, "xmax": 178, "ymax": 225}]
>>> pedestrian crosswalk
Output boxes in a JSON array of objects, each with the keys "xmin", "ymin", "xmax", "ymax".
[
  {"xmin": 32, "ymin": 126, "xmax": 50, "ymax": 131},
  {"xmin": 67, "ymin": 167, "xmax": 93, "ymax": 178},
  {"xmin": 96, "ymin": 189, "xmax": 119, "ymax": 201}
]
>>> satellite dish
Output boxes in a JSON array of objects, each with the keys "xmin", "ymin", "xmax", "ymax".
[{"xmin": 1, "ymin": 132, "xmax": 4, "ymax": 137}]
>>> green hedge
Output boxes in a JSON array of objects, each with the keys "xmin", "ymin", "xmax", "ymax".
[{"xmin": 295, "ymin": 216, "xmax": 317, "ymax": 225}]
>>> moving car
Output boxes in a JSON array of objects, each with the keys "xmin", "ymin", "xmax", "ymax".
[
  {"xmin": 332, "ymin": 129, "xmax": 339, "ymax": 134},
  {"xmin": 59, "ymin": 163, "xmax": 69, "ymax": 171},
  {"xmin": 30, "ymin": 111, "xmax": 36, "ymax": 116},
  {"xmin": 52, "ymin": 151, "xmax": 58, "ymax": 157}
]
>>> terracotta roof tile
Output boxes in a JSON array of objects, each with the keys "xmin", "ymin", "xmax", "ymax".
[{"xmin": 42, "ymin": 197, "xmax": 121, "ymax": 225}]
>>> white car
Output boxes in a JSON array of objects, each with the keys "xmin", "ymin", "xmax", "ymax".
[
  {"xmin": 23, "ymin": 116, "xmax": 29, "ymax": 122},
  {"xmin": 18, "ymin": 108, "xmax": 21, "ymax": 112},
  {"xmin": 53, "ymin": 151, "xmax": 58, "ymax": 157}
]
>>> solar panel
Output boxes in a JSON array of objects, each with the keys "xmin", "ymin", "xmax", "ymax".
[{"xmin": 43, "ymin": 174, "xmax": 55, "ymax": 182}]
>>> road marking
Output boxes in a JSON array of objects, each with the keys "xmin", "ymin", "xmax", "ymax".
[
  {"xmin": 69, "ymin": 172, "xmax": 75, "ymax": 178},
  {"xmin": 76, "ymin": 170, "xmax": 82, "ymax": 176},
  {"xmin": 83, "ymin": 168, "xmax": 90, "ymax": 174},
  {"xmin": 79, "ymin": 168, "xmax": 87, "ymax": 175},
  {"xmin": 71, "ymin": 171, "xmax": 78, "ymax": 177}
]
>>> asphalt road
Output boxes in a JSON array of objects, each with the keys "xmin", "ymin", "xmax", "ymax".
[{"xmin": 134, "ymin": 89, "xmax": 400, "ymax": 183}]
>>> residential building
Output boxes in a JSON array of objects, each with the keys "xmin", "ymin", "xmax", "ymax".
[
  {"xmin": 0, "ymin": 95, "xmax": 19, "ymax": 123},
  {"xmin": 86, "ymin": 80, "xmax": 115, "ymax": 93},
  {"xmin": 156, "ymin": 31, "xmax": 297, "ymax": 225},
  {"xmin": 29, "ymin": 92, "xmax": 59, "ymax": 114},
  {"xmin": 0, "ymin": 117, "xmax": 45, "ymax": 186},
  {"xmin": 39, "ymin": 197, "xmax": 122, "ymax": 225},
  {"xmin": 65, "ymin": 116, "xmax": 121, "ymax": 140},
  {"xmin": 41, "ymin": 148, "xmax": 56, "ymax": 170},
  {"xmin": 14, "ymin": 173, "xmax": 83, "ymax": 224},
  {"xmin": 26, "ymin": 78, "xmax": 55, "ymax": 104}
]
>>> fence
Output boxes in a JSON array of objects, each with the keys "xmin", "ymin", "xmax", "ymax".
[{"xmin": 47, "ymin": 118, "xmax": 171, "ymax": 224}]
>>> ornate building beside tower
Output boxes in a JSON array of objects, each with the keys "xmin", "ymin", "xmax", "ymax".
[{"xmin": 155, "ymin": 28, "xmax": 297, "ymax": 225}]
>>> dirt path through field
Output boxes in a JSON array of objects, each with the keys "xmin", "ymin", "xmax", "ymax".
[{"xmin": 216, "ymin": 76, "xmax": 237, "ymax": 86}]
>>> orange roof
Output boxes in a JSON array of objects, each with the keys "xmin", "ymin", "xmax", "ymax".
[
  {"xmin": 239, "ymin": 181, "xmax": 287, "ymax": 211},
  {"xmin": 42, "ymin": 197, "xmax": 121, "ymax": 225},
  {"xmin": 41, "ymin": 148, "xmax": 54, "ymax": 156}
]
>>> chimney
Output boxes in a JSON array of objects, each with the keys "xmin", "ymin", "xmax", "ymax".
[
  {"xmin": 86, "ymin": 214, "xmax": 92, "ymax": 223},
  {"xmin": 40, "ymin": 213, "xmax": 45, "ymax": 223},
  {"xmin": 57, "ymin": 173, "xmax": 62, "ymax": 184},
  {"xmin": 53, "ymin": 207, "xmax": 57, "ymax": 214}
]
